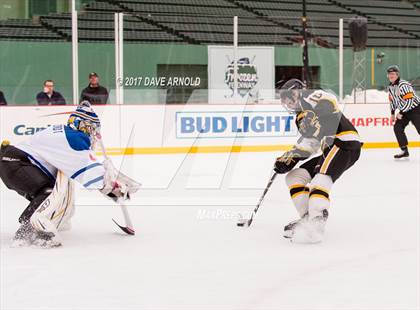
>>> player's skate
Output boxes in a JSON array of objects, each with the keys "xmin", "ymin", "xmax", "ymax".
[
  {"xmin": 283, "ymin": 213, "xmax": 308, "ymax": 239},
  {"xmin": 394, "ymin": 149, "xmax": 409, "ymax": 159},
  {"xmin": 290, "ymin": 209, "xmax": 329, "ymax": 244}
]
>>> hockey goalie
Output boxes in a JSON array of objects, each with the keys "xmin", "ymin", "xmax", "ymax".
[{"xmin": 0, "ymin": 101, "xmax": 139, "ymax": 248}]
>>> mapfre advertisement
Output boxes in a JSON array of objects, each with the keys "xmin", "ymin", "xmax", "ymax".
[{"xmin": 208, "ymin": 46, "xmax": 275, "ymax": 104}]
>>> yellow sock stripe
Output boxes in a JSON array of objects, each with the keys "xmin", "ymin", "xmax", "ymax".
[
  {"xmin": 289, "ymin": 183, "xmax": 307, "ymax": 190},
  {"xmin": 312, "ymin": 185, "xmax": 330, "ymax": 194},
  {"xmin": 309, "ymin": 193, "xmax": 330, "ymax": 201},
  {"xmin": 291, "ymin": 191, "xmax": 310, "ymax": 199}
]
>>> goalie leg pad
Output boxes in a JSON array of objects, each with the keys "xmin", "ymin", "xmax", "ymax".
[
  {"xmin": 53, "ymin": 176, "xmax": 75, "ymax": 232},
  {"xmin": 29, "ymin": 172, "xmax": 75, "ymax": 245}
]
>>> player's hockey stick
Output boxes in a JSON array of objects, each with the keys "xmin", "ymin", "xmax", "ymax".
[
  {"xmin": 97, "ymin": 136, "xmax": 135, "ymax": 235},
  {"xmin": 237, "ymin": 172, "xmax": 277, "ymax": 227}
]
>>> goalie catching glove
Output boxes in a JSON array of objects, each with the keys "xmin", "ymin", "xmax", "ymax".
[
  {"xmin": 101, "ymin": 179, "xmax": 129, "ymax": 203},
  {"xmin": 274, "ymin": 147, "xmax": 312, "ymax": 174},
  {"xmin": 100, "ymin": 159, "xmax": 140, "ymax": 203}
]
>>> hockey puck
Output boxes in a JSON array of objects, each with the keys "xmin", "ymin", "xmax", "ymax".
[{"xmin": 236, "ymin": 213, "xmax": 248, "ymax": 227}]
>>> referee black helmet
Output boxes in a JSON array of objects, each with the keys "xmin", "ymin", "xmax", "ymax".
[{"xmin": 387, "ymin": 65, "xmax": 400, "ymax": 74}]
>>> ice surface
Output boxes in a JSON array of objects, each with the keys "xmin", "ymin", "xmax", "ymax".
[{"xmin": 1, "ymin": 148, "xmax": 419, "ymax": 310}]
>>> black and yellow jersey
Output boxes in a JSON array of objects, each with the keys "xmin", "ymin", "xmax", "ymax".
[{"xmin": 297, "ymin": 90, "xmax": 362, "ymax": 150}]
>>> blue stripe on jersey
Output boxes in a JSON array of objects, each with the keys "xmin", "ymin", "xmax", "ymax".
[
  {"xmin": 64, "ymin": 125, "xmax": 91, "ymax": 151},
  {"xmin": 26, "ymin": 153, "xmax": 56, "ymax": 181},
  {"xmin": 71, "ymin": 162, "xmax": 102, "ymax": 179},
  {"xmin": 83, "ymin": 175, "xmax": 104, "ymax": 188}
]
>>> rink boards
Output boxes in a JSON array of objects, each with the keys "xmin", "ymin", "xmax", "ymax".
[{"xmin": 0, "ymin": 103, "xmax": 419, "ymax": 155}]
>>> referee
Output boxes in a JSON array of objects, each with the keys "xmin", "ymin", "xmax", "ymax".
[{"xmin": 387, "ymin": 65, "xmax": 420, "ymax": 159}]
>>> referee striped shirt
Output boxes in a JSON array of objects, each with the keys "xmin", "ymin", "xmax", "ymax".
[{"xmin": 388, "ymin": 78, "xmax": 420, "ymax": 114}]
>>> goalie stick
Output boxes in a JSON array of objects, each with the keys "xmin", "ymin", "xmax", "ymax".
[
  {"xmin": 237, "ymin": 172, "xmax": 277, "ymax": 227},
  {"xmin": 97, "ymin": 136, "xmax": 136, "ymax": 235}
]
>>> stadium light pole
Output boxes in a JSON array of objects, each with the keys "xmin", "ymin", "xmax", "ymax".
[
  {"xmin": 71, "ymin": 0, "xmax": 79, "ymax": 105},
  {"xmin": 302, "ymin": 0, "xmax": 311, "ymax": 87},
  {"xmin": 119, "ymin": 13, "xmax": 124, "ymax": 106},
  {"xmin": 233, "ymin": 16, "xmax": 238, "ymax": 100},
  {"xmin": 339, "ymin": 18, "xmax": 344, "ymax": 101},
  {"xmin": 115, "ymin": 13, "xmax": 119, "ymax": 105},
  {"xmin": 115, "ymin": 13, "xmax": 124, "ymax": 105}
]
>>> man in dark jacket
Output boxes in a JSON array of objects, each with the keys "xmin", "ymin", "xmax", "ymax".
[
  {"xmin": 0, "ymin": 90, "xmax": 7, "ymax": 105},
  {"xmin": 80, "ymin": 72, "xmax": 109, "ymax": 105},
  {"xmin": 36, "ymin": 80, "xmax": 66, "ymax": 105}
]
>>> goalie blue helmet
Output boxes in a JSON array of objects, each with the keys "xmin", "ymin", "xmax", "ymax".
[{"xmin": 67, "ymin": 101, "xmax": 101, "ymax": 140}]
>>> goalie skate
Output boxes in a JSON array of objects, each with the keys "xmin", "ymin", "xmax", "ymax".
[
  {"xmin": 11, "ymin": 223, "xmax": 35, "ymax": 248},
  {"xmin": 11, "ymin": 223, "xmax": 61, "ymax": 248},
  {"xmin": 31, "ymin": 231, "xmax": 62, "ymax": 248}
]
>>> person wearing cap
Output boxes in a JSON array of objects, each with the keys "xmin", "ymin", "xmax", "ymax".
[
  {"xmin": 0, "ymin": 90, "xmax": 7, "ymax": 105},
  {"xmin": 387, "ymin": 65, "xmax": 420, "ymax": 159},
  {"xmin": 36, "ymin": 80, "xmax": 66, "ymax": 105},
  {"xmin": 80, "ymin": 72, "xmax": 109, "ymax": 105}
]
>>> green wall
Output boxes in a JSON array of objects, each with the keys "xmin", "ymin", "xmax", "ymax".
[
  {"xmin": 0, "ymin": 0, "xmax": 28, "ymax": 20},
  {"xmin": 276, "ymin": 45, "xmax": 420, "ymax": 95},
  {"xmin": 0, "ymin": 40, "xmax": 419, "ymax": 105},
  {"xmin": 0, "ymin": 0, "xmax": 70, "ymax": 20},
  {"xmin": 0, "ymin": 41, "xmax": 207, "ymax": 105},
  {"xmin": 372, "ymin": 47, "xmax": 420, "ymax": 87}
]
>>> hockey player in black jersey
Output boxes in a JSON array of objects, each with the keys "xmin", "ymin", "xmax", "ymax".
[{"xmin": 274, "ymin": 79, "xmax": 362, "ymax": 243}]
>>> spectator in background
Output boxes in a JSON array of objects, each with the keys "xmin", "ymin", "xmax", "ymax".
[
  {"xmin": 36, "ymin": 80, "xmax": 66, "ymax": 105},
  {"xmin": 0, "ymin": 90, "xmax": 7, "ymax": 105},
  {"xmin": 80, "ymin": 72, "xmax": 109, "ymax": 105}
]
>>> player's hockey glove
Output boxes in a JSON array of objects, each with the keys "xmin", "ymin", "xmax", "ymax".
[
  {"xmin": 296, "ymin": 110, "xmax": 321, "ymax": 138},
  {"xmin": 274, "ymin": 147, "xmax": 312, "ymax": 174}
]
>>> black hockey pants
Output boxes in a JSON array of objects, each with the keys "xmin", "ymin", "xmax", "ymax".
[
  {"xmin": 0, "ymin": 143, "xmax": 55, "ymax": 224},
  {"xmin": 394, "ymin": 105, "xmax": 420, "ymax": 149}
]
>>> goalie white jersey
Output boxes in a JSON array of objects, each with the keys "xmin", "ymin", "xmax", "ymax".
[{"xmin": 16, "ymin": 124, "xmax": 105, "ymax": 189}]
